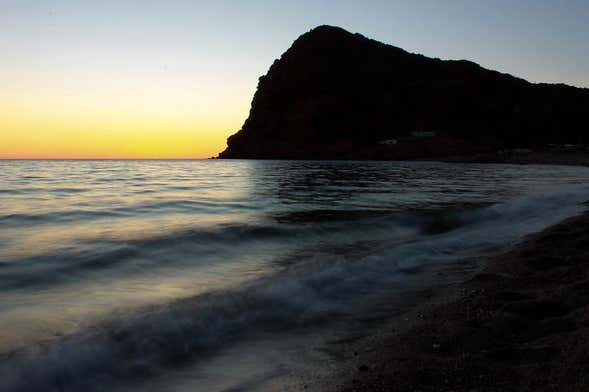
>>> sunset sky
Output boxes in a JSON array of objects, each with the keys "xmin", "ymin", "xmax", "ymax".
[{"xmin": 2, "ymin": 0, "xmax": 588, "ymax": 159}]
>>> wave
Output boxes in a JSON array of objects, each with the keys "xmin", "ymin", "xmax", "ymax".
[
  {"xmin": 1, "ymin": 185, "xmax": 587, "ymax": 391},
  {"xmin": 1, "ymin": 185, "xmax": 586, "ymax": 292},
  {"xmin": 0, "ymin": 215, "xmax": 415, "ymax": 290},
  {"xmin": 0, "ymin": 199, "xmax": 256, "ymax": 228},
  {"xmin": 0, "ymin": 222, "xmax": 291, "ymax": 289},
  {"xmin": 0, "ymin": 210, "xmax": 127, "ymax": 226}
]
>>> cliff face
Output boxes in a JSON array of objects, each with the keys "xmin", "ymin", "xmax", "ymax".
[{"xmin": 218, "ymin": 25, "xmax": 589, "ymax": 159}]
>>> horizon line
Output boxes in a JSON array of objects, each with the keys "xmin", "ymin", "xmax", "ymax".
[{"xmin": 0, "ymin": 158, "xmax": 214, "ymax": 161}]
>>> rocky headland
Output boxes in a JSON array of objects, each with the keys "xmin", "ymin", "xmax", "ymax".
[{"xmin": 218, "ymin": 25, "xmax": 589, "ymax": 161}]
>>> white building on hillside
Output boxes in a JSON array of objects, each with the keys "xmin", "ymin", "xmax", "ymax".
[{"xmin": 411, "ymin": 131, "xmax": 436, "ymax": 138}]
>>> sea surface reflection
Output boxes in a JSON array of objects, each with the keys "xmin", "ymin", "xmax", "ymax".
[{"xmin": 0, "ymin": 160, "xmax": 588, "ymax": 391}]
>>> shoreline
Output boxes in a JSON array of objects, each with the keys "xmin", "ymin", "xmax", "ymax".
[
  {"xmin": 312, "ymin": 208, "xmax": 589, "ymax": 391},
  {"xmin": 214, "ymin": 151, "xmax": 589, "ymax": 167},
  {"xmin": 442, "ymin": 151, "xmax": 589, "ymax": 167}
]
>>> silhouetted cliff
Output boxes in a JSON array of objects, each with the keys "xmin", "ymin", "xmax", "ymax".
[{"xmin": 219, "ymin": 25, "xmax": 589, "ymax": 160}]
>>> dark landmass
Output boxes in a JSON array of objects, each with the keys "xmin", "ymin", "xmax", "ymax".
[
  {"xmin": 317, "ymin": 210, "xmax": 589, "ymax": 391},
  {"xmin": 218, "ymin": 25, "xmax": 589, "ymax": 160}
]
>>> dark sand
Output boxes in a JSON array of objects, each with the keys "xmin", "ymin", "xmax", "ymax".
[{"xmin": 315, "ymin": 209, "xmax": 589, "ymax": 392}]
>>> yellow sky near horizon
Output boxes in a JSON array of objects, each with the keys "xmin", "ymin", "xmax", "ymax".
[
  {"xmin": 0, "ymin": 118, "xmax": 235, "ymax": 159},
  {"xmin": 0, "ymin": 74, "xmax": 251, "ymax": 159},
  {"xmin": 1, "ymin": 119, "xmax": 241, "ymax": 160}
]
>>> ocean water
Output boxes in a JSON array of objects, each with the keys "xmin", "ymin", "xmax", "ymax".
[{"xmin": 0, "ymin": 159, "xmax": 588, "ymax": 391}]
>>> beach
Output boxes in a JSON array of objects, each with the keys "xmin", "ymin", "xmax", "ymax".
[{"xmin": 325, "ymin": 208, "xmax": 589, "ymax": 391}]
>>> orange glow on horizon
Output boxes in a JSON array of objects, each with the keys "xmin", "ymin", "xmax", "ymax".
[
  {"xmin": 1, "ymin": 123, "xmax": 236, "ymax": 159},
  {"xmin": 0, "ymin": 84, "xmax": 249, "ymax": 159},
  {"xmin": 1, "ymin": 117, "xmax": 235, "ymax": 159}
]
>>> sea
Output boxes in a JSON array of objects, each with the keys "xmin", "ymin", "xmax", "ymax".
[{"xmin": 0, "ymin": 159, "xmax": 588, "ymax": 391}]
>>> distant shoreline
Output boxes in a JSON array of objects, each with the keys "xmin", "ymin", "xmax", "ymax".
[
  {"xmin": 216, "ymin": 151, "xmax": 589, "ymax": 167},
  {"xmin": 442, "ymin": 150, "xmax": 589, "ymax": 167}
]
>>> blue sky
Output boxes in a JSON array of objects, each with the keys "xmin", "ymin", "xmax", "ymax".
[{"xmin": 3, "ymin": 0, "xmax": 587, "ymax": 86}]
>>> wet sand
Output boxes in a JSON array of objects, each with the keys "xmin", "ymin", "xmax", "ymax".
[{"xmin": 322, "ymin": 208, "xmax": 589, "ymax": 391}]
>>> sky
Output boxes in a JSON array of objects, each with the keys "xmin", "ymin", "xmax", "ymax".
[{"xmin": 1, "ymin": 0, "xmax": 588, "ymax": 159}]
